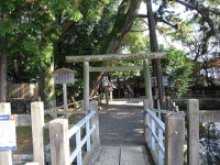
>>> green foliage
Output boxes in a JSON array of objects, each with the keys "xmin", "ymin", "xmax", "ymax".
[
  {"xmin": 1, "ymin": 0, "xmax": 86, "ymax": 82},
  {"xmin": 157, "ymin": 0, "xmax": 220, "ymax": 60},
  {"xmin": 153, "ymin": 0, "xmax": 220, "ymax": 89},
  {"xmin": 41, "ymin": 43, "xmax": 53, "ymax": 61},
  {"xmin": 165, "ymin": 48, "xmax": 193, "ymax": 98},
  {"xmin": 122, "ymin": 20, "xmax": 148, "ymax": 52},
  {"xmin": 108, "ymin": 20, "xmax": 148, "ymax": 79},
  {"xmin": 1, "ymin": 0, "xmax": 141, "ymax": 82}
]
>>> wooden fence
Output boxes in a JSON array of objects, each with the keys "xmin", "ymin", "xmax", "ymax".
[
  {"xmin": 44, "ymin": 100, "xmax": 84, "ymax": 118},
  {"xmin": 188, "ymin": 88, "xmax": 220, "ymax": 98},
  {"xmin": 144, "ymin": 99, "xmax": 185, "ymax": 165},
  {"xmin": 8, "ymin": 83, "xmax": 39, "ymax": 99}
]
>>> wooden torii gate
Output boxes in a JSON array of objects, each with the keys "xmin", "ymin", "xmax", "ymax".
[{"xmin": 66, "ymin": 52, "xmax": 166, "ymax": 112}]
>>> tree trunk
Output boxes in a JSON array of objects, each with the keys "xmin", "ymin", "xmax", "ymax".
[
  {"xmin": 0, "ymin": 13, "xmax": 7, "ymax": 102},
  {"xmin": 146, "ymin": 0, "xmax": 166, "ymax": 109},
  {"xmin": 43, "ymin": 61, "xmax": 56, "ymax": 109},
  {"xmin": 0, "ymin": 53, "xmax": 7, "ymax": 101},
  {"xmin": 39, "ymin": 44, "xmax": 56, "ymax": 109},
  {"xmin": 90, "ymin": 0, "xmax": 142, "ymax": 97}
]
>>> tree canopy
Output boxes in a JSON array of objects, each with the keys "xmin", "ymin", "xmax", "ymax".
[{"xmin": 0, "ymin": 0, "xmax": 219, "ymax": 102}]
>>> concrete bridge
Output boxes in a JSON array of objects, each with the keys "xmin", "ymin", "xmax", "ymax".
[
  {"xmin": 45, "ymin": 99, "xmax": 185, "ymax": 165},
  {"xmin": 1, "ymin": 51, "xmax": 218, "ymax": 164},
  {"xmin": 92, "ymin": 100, "xmax": 154, "ymax": 165},
  {"xmin": 3, "ymin": 98, "xmax": 212, "ymax": 165}
]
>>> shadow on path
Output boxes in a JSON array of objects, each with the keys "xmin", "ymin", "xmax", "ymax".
[
  {"xmin": 98, "ymin": 104, "xmax": 145, "ymax": 146},
  {"xmin": 91, "ymin": 101, "xmax": 155, "ymax": 165}
]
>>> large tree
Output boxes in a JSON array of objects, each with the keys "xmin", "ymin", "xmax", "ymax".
[
  {"xmin": 153, "ymin": 0, "xmax": 220, "ymax": 86},
  {"xmin": 0, "ymin": 0, "xmax": 126, "ymax": 105},
  {"xmin": 59, "ymin": 0, "xmax": 143, "ymax": 97},
  {"xmin": 0, "ymin": 2, "xmax": 14, "ymax": 101},
  {"xmin": 0, "ymin": 0, "xmax": 79, "ymax": 106},
  {"xmin": 2, "ymin": 0, "xmax": 218, "ymax": 104},
  {"xmin": 146, "ymin": 0, "xmax": 166, "ymax": 109},
  {"xmin": 139, "ymin": 0, "xmax": 219, "ymax": 95}
]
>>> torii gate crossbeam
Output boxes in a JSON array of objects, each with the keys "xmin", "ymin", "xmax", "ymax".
[{"xmin": 66, "ymin": 52, "xmax": 166, "ymax": 112}]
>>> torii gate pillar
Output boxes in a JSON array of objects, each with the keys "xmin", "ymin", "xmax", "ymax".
[
  {"xmin": 143, "ymin": 59, "xmax": 153, "ymax": 100},
  {"xmin": 83, "ymin": 61, "xmax": 90, "ymax": 112}
]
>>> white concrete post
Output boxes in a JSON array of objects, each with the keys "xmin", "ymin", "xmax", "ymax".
[
  {"xmin": 143, "ymin": 99, "xmax": 153, "ymax": 145},
  {"xmin": 31, "ymin": 102, "xmax": 45, "ymax": 165},
  {"xmin": 105, "ymin": 87, "xmax": 109, "ymax": 106},
  {"xmin": 49, "ymin": 119, "xmax": 70, "ymax": 165},
  {"xmin": 83, "ymin": 61, "xmax": 90, "ymax": 112},
  {"xmin": 63, "ymin": 83, "xmax": 68, "ymax": 117},
  {"xmin": 110, "ymin": 90, "xmax": 113, "ymax": 102},
  {"xmin": 187, "ymin": 99, "xmax": 199, "ymax": 165},
  {"xmin": 0, "ymin": 103, "xmax": 13, "ymax": 165},
  {"xmin": 143, "ymin": 59, "xmax": 152, "ymax": 100},
  {"xmin": 90, "ymin": 101, "xmax": 100, "ymax": 149},
  {"xmin": 165, "ymin": 113, "xmax": 185, "ymax": 165}
]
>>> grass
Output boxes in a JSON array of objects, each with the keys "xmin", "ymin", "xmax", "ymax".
[
  {"xmin": 14, "ymin": 127, "xmax": 33, "ymax": 154},
  {"xmin": 14, "ymin": 113, "xmax": 84, "ymax": 154}
]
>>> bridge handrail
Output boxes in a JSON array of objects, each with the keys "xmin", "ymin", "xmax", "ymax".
[
  {"xmin": 146, "ymin": 108, "xmax": 165, "ymax": 130},
  {"xmin": 145, "ymin": 108, "xmax": 165, "ymax": 165},
  {"xmin": 144, "ymin": 99, "xmax": 185, "ymax": 165},
  {"xmin": 44, "ymin": 97, "xmax": 98, "ymax": 118},
  {"xmin": 49, "ymin": 101, "xmax": 100, "ymax": 165},
  {"xmin": 68, "ymin": 111, "xmax": 96, "ymax": 164},
  {"xmin": 68, "ymin": 111, "xmax": 95, "ymax": 138}
]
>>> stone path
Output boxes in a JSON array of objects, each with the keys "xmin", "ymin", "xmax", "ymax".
[
  {"xmin": 92, "ymin": 99, "xmax": 154, "ymax": 165},
  {"xmin": 99, "ymin": 104, "xmax": 145, "ymax": 146},
  {"xmin": 94, "ymin": 146, "xmax": 147, "ymax": 165}
]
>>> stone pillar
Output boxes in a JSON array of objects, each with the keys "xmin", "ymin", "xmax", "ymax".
[
  {"xmin": 84, "ymin": 61, "xmax": 90, "ymax": 112},
  {"xmin": 143, "ymin": 59, "xmax": 152, "ymax": 100}
]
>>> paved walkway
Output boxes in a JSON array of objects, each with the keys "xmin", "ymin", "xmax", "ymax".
[
  {"xmin": 92, "ymin": 99, "xmax": 154, "ymax": 165},
  {"xmin": 94, "ymin": 146, "xmax": 147, "ymax": 165}
]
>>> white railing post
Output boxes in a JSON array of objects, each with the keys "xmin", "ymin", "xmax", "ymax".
[
  {"xmin": 144, "ymin": 99, "xmax": 153, "ymax": 145},
  {"xmin": 49, "ymin": 119, "xmax": 70, "ymax": 165},
  {"xmin": 146, "ymin": 112, "xmax": 151, "ymax": 145},
  {"xmin": 76, "ymin": 129, "xmax": 82, "ymax": 165},
  {"xmin": 187, "ymin": 99, "xmax": 199, "ymax": 165},
  {"xmin": 68, "ymin": 110, "xmax": 98, "ymax": 165},
  {"xmin": 158, "ymin": 128, "xmax": 163, "ymax": 165},
  {"xmin": 151, "ymin": 119, "xmax": 156, "ymax": 152},
  {"xmin": 0, "ymin": 103, "xmax": 13, "ymax": 165},
  {"xmin": 31, "ymin": 102, "xmax": 45, "ymax": 165},
  {"xmin": 86, "ymin": 120, "xmax": 91, "ymax": 151}
]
